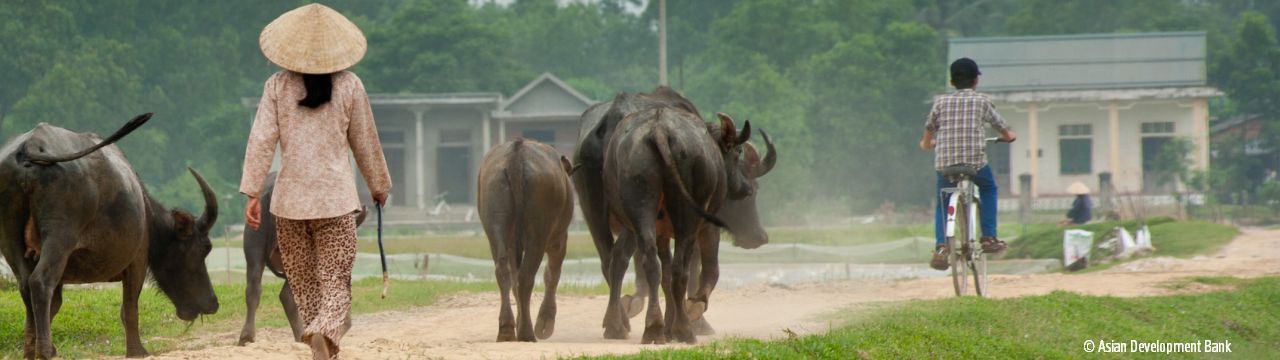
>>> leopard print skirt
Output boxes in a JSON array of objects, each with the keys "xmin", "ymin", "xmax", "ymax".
[{"xmin": 276, "ymin": 212, "xmax": 358, "ymax": 357}]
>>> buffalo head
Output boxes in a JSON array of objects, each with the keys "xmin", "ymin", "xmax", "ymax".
[
  {"xmin": 148, "ymin": 167, "xmax": 220, "ymax": 321},
  {"xmin": 714, "ymin": 113, "xmax": 754, "ymax": 201},
  {"xmin": 718, "ymin": 129, "xmax": 777, "ymax": 249}
]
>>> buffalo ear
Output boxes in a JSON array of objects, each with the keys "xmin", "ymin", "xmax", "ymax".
[
  {"xmin": 172, "ymin": 210, "xmax": 196, "ymax": 237},
  {"xmin": 744, "ymin": 143, "xmax": 761, "ymax": 167},
  {"xmin": 737, "ymin": 120, "xmax": 752, "ymax": 145},
  {"xmin": 716, "ymin": 112, "xmax": 737, "ymax": 147},
  {"xmin": 560, "ymin": 156, "xmax": 574, "ymax": 175}
]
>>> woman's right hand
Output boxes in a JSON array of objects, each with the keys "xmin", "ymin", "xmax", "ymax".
[
  {"xmin": 373, "ymin": 192, "xmax": 389, "ymax": 207},
  {"xmin": 245, "ymin": 196, "xmax": 262, "ymax": 230}
]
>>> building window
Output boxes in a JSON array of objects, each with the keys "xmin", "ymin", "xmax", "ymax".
[
  {"xmin": 1141, "ymin": 122, "xmax": 1175, "ymax": 134},
  {"xmin": 1059, "ymin": 124, "xmax": 1092, "ymax": 175},
  {"xmin": 522, "ymin": 129, "xmax": 556, "ymax": 144}
]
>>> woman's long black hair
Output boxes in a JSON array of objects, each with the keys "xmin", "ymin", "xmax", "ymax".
[{"xmin": 298, "ymin": 73, "xmax": 333, "ymax": 108}]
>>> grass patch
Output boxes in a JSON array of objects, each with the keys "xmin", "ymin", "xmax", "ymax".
[
  {"xmin": 590, "ymin": 277, "xmax": 1280, "ymax": 359},
  {"xmin": 1004, "ymin": 218, "xmax": 1238, "ymax": 262},
  {"xmin": 0, "ymin": 278, "xmax": 493, "ymax": 358}
]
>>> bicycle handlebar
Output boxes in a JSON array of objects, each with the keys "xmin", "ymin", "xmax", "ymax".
[{"xmin": 985, "ymin": 137, "xmax": 1013, "ymax": 143}]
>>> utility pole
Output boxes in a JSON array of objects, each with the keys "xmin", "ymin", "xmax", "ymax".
[{"xmin": 658, "ymin": 0, "xmax": 668, "ymax": 86}]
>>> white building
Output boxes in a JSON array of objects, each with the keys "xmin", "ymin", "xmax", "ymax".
[{"xmin": 949, "ymin": 32, "xmax": 1220, "ymax": 203}]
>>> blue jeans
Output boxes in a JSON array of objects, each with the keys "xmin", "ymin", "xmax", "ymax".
[{"xmin": 935, "ymin": 165, "xmax": 998, "ymax": 246}]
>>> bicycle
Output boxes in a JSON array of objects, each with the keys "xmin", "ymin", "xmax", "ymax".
[{"xmin": 940, "ymin": 137, "xmax": 1008, "ymax": 297}]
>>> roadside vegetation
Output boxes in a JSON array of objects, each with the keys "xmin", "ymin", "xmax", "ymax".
[{"xmin": 590, "ymin": 276, "xmax": 1280, "ymax": 359}]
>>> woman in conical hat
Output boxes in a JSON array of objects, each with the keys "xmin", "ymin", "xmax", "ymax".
[
  {"xmin": 1061, "ymin": 181, "xmax": 1092, "ymax": 227},
  {"xmin": 239, "ymin": 4, "xmax": 391, "ymax": 358}
]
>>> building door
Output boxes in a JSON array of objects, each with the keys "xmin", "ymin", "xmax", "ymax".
[
  {"xmin": 1141, "ymin": 136, "xmax": 1173, "ymax": 194},
  {"xmin": 437, "ymin": 129, "xmax": 472, "ymax": 205},
  {"xmin": 987, "ymin": 141, "xmax": 1012, "ymax": 196}
]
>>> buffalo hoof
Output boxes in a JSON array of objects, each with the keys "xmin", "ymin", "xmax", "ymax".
[
  {"xmin": 685, "ymin": 300, "xmax": 708, "ymax": 320},
  {"xmin": 672, "ymin": 326, "xmax": 697, "ymax": 345},
  {"xmin": 125, "ymin": 348, "xmax": 148, "ymax": 358},
  {"xmin": 691, "ymin": 317, "xmax": 716, "ymax": 336},
  {"xmin": 35, "ymin": 343, "xmax": 58, "ymax": 359},
  {"xmin": 640, "ymin": 324, "xmax": 667, "ymax": 345},
  {"xmin": 603, "ymin": 323, "xmax": 629, "ymax": 340},
  {"xmin": 621, "ymin": 294, "xmax": 646, "ymax": 319},
  {"xmin": 496, "ymin": 328, "xmax": 517, "ymax": 342},
  {"xmin": 236, "ymin": 334, "xmax": 254, "ymax": 346},
  {"xmin": 535, "ymin": 317, "xmax": 555, "ymax": 340}
]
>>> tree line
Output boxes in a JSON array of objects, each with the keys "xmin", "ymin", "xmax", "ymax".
[{"xmin": 1, "ymin": 0, "xmax": 1278, "ymax": 224}]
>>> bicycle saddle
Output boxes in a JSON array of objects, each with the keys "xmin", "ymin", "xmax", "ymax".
[{"xmin": 941, "ymin": 165, "xmax": 978, "ymax": 178}]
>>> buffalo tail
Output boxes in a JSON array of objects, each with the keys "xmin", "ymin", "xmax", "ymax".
[
  {"xmin": 649, "ymin": 113, "xmax": 728, "ymax": 228},
  {"xmin": 27, "ymin": 112, "xmax": 153, "ymax": 166}
]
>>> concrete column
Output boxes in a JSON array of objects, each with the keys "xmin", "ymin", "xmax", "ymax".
[
  {"xmin": 481, "ymin": 110, "xmax": 492, "ymax": 151},
  {"xmin": 1098, "ymin": 172, "xmax": 1114, "ymax": 214},
  {"xmin": 498, "ymin": 119, "xmax": 506, "ymax": 143},
  {"xmin": 1192, "ymin": 98, "xmax": 1209, "ymax": 170},
  {"xmin": 1027, "ymin": 103, "xmax": 1040, "ymax": 197},
  {"xmin": 413, "ymin": 107, "xmax": 428, "ymax": 210},
  {"xmin": 1108, "ymin": 102, "xmax": 1121, "ymax": 179},
  {"xmin": 1019, "ymin": 173, "xmax": 1033, "ymax": 221}
]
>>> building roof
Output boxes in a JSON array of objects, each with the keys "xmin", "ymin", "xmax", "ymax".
[
  {"xmin": 1210, "ymin": 114, "xmax": 1263, "ymax": 135},
  {"xmin": 948, "ymin": 32, "xmax": 1208, "ymax": 92},
  {"xmin": 494, "ymin": 73, "xmax": 595, "ymax": 120},
  {"xmin": 983, "ymin": 86, "xmax": 1222, "ymax": 103}
]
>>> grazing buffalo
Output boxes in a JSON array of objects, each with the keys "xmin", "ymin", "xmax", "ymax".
[
  {"xmin": 237, "ymin": 171, "xmax": 366, "ymax": 346},
  {"xmin": 602, "ymin": 106, "xmax": 753, "ymax": 344},
  {"xmin": 478, "ymin": 138, "xmax": 575, "ymax": 342},
  {"xmin": 0, "ymin": 114, "xmax": 220, "ymax": 358},
  {"xmin": 574, "ymin": 87, "xmax": 777, "ymax": 341}
]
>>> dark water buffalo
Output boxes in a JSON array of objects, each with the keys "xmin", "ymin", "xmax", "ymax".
[
  {"xmin": 477, "ymin": 138, "xmax": 574, "ymax": 342},
  {"xmin": 0, "ymin": 114, "xmax": 220, "ymax": 358},
  {"xmin": 624, "ymin": 132, "xmax": 776, "ymax": 334},
  {"xmin": 602, "ymin": 106, "xmax": 753, "ymax": 344},
  {"xmin": 237, "ymin": 172, "xmax": 366, "ymax": 346},
  {"xmin": 574, "ymin": 88, "xmax": 777, "ymax": 341}
]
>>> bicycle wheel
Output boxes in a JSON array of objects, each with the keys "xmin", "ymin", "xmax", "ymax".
[
  {"xmin": 968, "ymin": 200, "xmax": 988, "ymax": 297},
  {"xmin": 950, "ymin": 195, "xmax": 970, "ymax": 296}
]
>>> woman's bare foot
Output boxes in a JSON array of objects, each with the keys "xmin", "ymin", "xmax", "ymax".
[{"xmin": 308, "ymin": 335, "xmax": 332, "ymax": 360}]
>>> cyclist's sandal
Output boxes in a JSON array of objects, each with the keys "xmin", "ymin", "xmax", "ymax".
[
  {"xmin": 980, "ymin": 237, "xmax": 1007, "ymax": 253},
  {"xmin": 930, "ymin": 245, "xmax": 950, "ymax": 271}
]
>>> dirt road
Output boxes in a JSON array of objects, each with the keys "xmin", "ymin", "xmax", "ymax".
[{"xmin": 151, "ymin": 227, "xmax": 1279, "ymax": 359}]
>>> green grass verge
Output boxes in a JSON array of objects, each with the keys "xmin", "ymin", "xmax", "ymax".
[
  {"xmin": 1005, "ymin": 218, "xmax": 1237, "ymax": 262},
  {"xmin": 588, "ymin": 276, "xmax": 1280, "ymax": 359},
  {"xmin": 0, "ymin": 278, "xmax": 497, "ymax": 358}
]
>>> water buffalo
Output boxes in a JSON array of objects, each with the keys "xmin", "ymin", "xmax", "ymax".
[
  {"xmin": 477, "ymin": 138, "xmax": 574, "ymax": 342},
  {"xmin": 602, "ymin": 106, "xmax": 753, "ymax": 344},
  {"xmin": 0, "ymin": 114, "xmax": 220, "ymax": 358},
  {"xmin": 237, "ymin": 171, "xmax": 366, "ymax": 346},
  {"xmin": 624, "ymin": 131, "xmax": 777, "ymax": 335},
  {"xmin": 574, "ymin": 87, "xmax": 777, "ymax": 341}
]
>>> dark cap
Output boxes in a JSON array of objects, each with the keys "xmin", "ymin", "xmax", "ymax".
[{"xmin": 950, "ymin": 57, "xmax": 981, "ymax": 80}]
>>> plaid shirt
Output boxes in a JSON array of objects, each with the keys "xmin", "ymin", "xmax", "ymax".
[{"xmin": 925, "ymin": 89, "xmax": 1010, "ymax": 171}]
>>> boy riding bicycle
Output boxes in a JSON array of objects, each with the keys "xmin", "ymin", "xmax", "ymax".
[{"xmin": 920, "ymin": 58, "xmax": 1017, "ymax": 271}]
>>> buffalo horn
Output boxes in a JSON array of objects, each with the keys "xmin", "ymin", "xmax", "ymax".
[
  {"xmin": 189, "ymin": 167, "xmax": 219, "ymax": 233},
  {"xmin": 753, "ymin": 129, "xmax": 777, "ymax": 178}
]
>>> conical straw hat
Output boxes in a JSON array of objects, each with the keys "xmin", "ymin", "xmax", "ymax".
[
  {"xmin": 259, "ymin": 4, "xmax": 366, "ymax": 74},
  {"xmin": 1066, "ymin": 181, "xmax": 1090, "ymax": 195}
]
